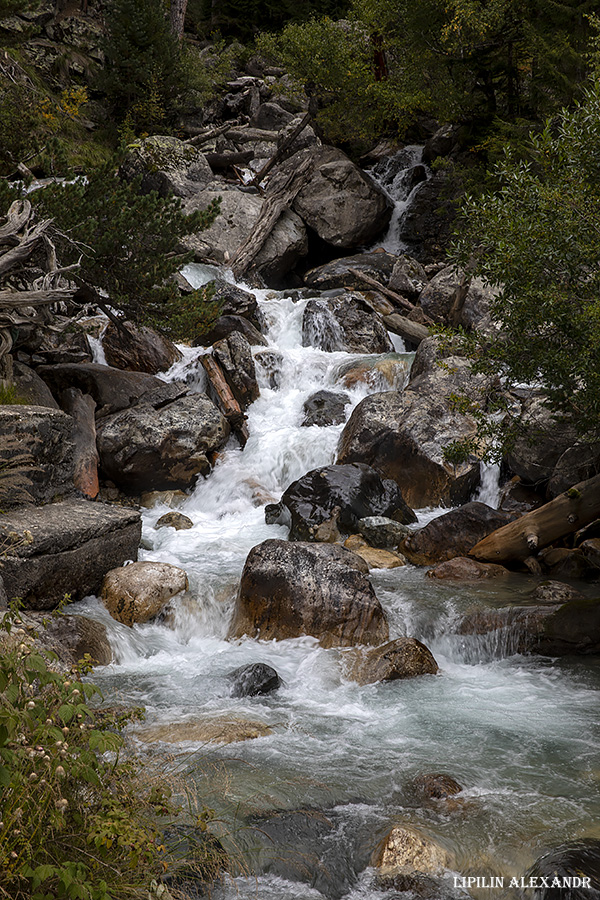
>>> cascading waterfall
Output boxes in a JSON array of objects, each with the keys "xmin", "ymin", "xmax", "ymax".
[{"xmin": 69, "ymin": 162, "xmax": 600, "ymax": 899}]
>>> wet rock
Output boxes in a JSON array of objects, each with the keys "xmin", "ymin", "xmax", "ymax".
[
  {"xmin": 402, "ymin": 503, "xmax": 515, "ymax": 566},
  {"xmin": 344, "ymin": 535, "xmax": 407, "ymax": 569},
  {"xmin": 0, "ymin": 406, "xmax": 75, "ymax": 507},
  {"xmin": 302, "ymin": 390, "xmax": 350, "ymax": 427},
  {"xmin": 538, "ymin": 547, "xmax": 595, "ymax": 580},
  {"xmin": 213, "ymin": 331, "xmax": 259, "ymax": 409},
  {"xmin": 423, "ymin": 124, "xmax": 457, "ymax": 164},
  {"xmin": 0, "ymin": 500, "xmax": 141, "ymax": 610},
  {"xmin": 303, "ymin": 251, "xmax": 398, "ymax": 291},
  {"xmin": 202, "ymin": 279, "xmax": 266, "ymax": 332},
  {"xmin": 411, "ymin": 773, "xmax": 463, "ymax": 801},
  {"xmin": 36, "ymin": 329, "xmax": 93, "ymax": 366},
  {"xmin": 24, "ymin": 612, "xmax": 112, "ymax": 667},
  {"xmin": 96, "ymin": 394, "xmax": 230, "ymax": 492},
  {"xmin": 538, "ymin": 598, "xmax": 600, "ymax": 654},
  {"xmin": 228, "ymin": 539, "xmax": 389, "ymax": 648},
  {"xmin": 337, "ymin": 391, "xmax": 480, "ymax": 509},
  {"xmin": 530, "ymin": 580, "xmax": 586, "ymax": 605},
  {"xmin": 156, "ymin": 512, "xmax": 194, "ymax": 531},
  {"xmin": 373, "ymin": 825, "xmax": 449, "ymax": 876},
  {"xmin": 427, "ymin": 557, "xmax": 510, "ymax": 580},
  {"xmin": 525, "ymin": 839, "xmax": 600, "ymax": 899},
  {"xmin": 357, "ymin": 515, "xmax": 412, "ymax": 549},
  {"xmin": 254, "ymin": 349, "xmax": 283, "ymax": 389},
  {"xmin": 335, "ymin": 354, "xmax": 410, "ymax": 392},
  {"xmin": 102, "ymin": 560, "xmax": 188, "ymax": 627},
  {"xmin": 409, "ymin": 333, "xmax": 463, "ymax": 381},
  {"xmin": 302, "ymin": 295, "xmax": 394, "ymax": 354},
  {"xmin": 184, "ymin": 189, "xmax": 307, "ymax": 281},
  {"xmin": 102, "ymin": 320, "xmax": 182, "ymax": 375},
  {"xmin": 345, "ymin": 637, "xmax": 438, "ymax": 684},
  {"xmin": 119, "ymin": 135, "xmax": 213, "ymax": 199},
  {"xmin": 400, "ymin": 169, "xmax": 461, "ymax": 262},
  {"xmin": 194, "ymin": 314, "xmax": 268, "ymax": 348},
  {"xmin": 389, "ymin": 255, "xmax": 428, "ymax": 297},
  {"xmin": 140, "ymin": 490, "xmax": 188, "ymax": 508},
  {"xmin": 228, "ymin": 662, "xmax": 281, "ymax": 697},
  {"xmin": 37, "ymin": 362, "xmax": 184, "ymax": 419},
  {"xmin": 498, "ymin": 477, "xmax": 545, "ymax": 515},
  {"xmin": 137, "ymin": 717, "xmax": 272, "ymax": 745},
  {"xmin": 581, "ymin": 538, "xmax": 600, "ymax": 570},
  {"xmin": 547, "ymin": 442, "xmax": 600, "ymax": 498},
  {"xmin": 12, "ymin": 361, "xmax": 59, "ymax": 408},
  {"xmin": 267, "ymin": 462, "xmax": 416, "ymax": 542},
  {"xmin": 292, "ymin": 146, "xmax": 393, "ymax": 248},
  {"xmin": 506, "ymin": 397, "xmax": 579, "ymax": 488}
]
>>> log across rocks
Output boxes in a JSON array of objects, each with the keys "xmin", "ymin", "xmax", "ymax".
[{"xmin": 228, "ymin": 539, "xmax": 389, "ymax": 647}]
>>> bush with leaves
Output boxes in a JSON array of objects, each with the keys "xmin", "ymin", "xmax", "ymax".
[
  {"xmin": 0, "ymin": 608, "xmax": 226, "ymax": 900},
  {"xmin": 32, "ymin": 161, "xmax": 222, "ymax": 340},
  {"xmin": 452, "ymin": 71, "xmax": 600, "ymax": 450}
]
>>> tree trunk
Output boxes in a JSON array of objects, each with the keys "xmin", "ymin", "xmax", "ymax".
[
  {"xmin": 61, "ymin": 388, "xmax": 99, "ymax": 500},
  {"xmin": 200, "ymin": 354, "xmax": 249, "ymax": 447},
  {"xmin": 469, "ymin": 473, "xmax": 600, "ymax": 562},
  {"xmin": 348, "ymin": 268, "xmax": 415, "ymax": 312},
  {"xmin": 170, "ymin": 0, "xmax": 188, "ymax": 39}
]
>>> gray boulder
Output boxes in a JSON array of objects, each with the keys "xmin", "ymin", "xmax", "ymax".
[
  {"xmin": 0, "ymin": 406, "xmax": 75, "ymax": 507},
  {"xmin": 402, "ymin": 502, "xmax": 514, "ymax": 566},
  {"xmin": 303, "ymin": 251, "xmax": 398, "ymax": 291},
  {"xmin": 228, "ymin": 539, "xmax": 389, "ymax": 647},
  {"xmin": 418, "ymin": 265, "xmax": 497, "ymax": 332},
  {"xmin": 119, "ymin": 135, "xmax": 213, "ymax": 199},
  {"xmin": 292, "ymin": 147, "xmax": 393, "ymax": 248},
  {"xmin": 302, "ymin": 390, "xmax": 350, "ymax": 427},
  {"xmin": 389, "ymin": 255, "xmax": 428, "ymax": 297},
  {"xmin": 337, "ymin": 389, "xmax": 480, "ymax": 509},
  {"xmin": 0, "ymin": 499, "xmax": 141, "ymax": 610},
  {"xmin": 24, "ymin": 612, "xmax": 112, "ymax": 667},
  {"xmin": 302, "ymin": 295, "xmax": 394, "ymax": 354},
  {"xmin": 250, "ymin": 101, "xmax": 295, "ymax": 131},
  {"xmin": 102, "ymin": 321, "xmax": 182, "ymax": 375},
  {"xmin": 213, "ymin": 331, "xmax": 259, "ymax": 410},
  {"xmin": 12, "ymin": 361, "xmax": 59, "ymax": 408},
  {"xmin": 506, "ymin": 397, "xmax": 579, "ymax": 488},
  {"xmin": 184, "ymin": 190, "xmax": 308, "ymax": 281},
  {"xmin": 96, "ymin": 395, "xmax": 230, "ymax": 492}
]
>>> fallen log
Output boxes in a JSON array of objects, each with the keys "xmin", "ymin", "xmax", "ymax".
[
  {"xmin": 0, "ymin": 199, "xmax": 32, "ymax": 245},
  {"xmin": 250, "ymin": 111, "xmax": 312, "ymax": 187},
  {"xmin": 231, "ymin": 154, "xmax": 314, "ymax": 279},
  {"xmin": 469, "ymin": 472, "xmax": 600, "ymax": 562},
  {"xmin": 200, "ymin": 354, "xmax": 249, "ymax": 447},
  {"xmin": 0, "ymin": 288, "xmax": 75, "ymax": 308},
  {"xmin": 185, "ymin": 120, "xmax": 242, "ymax": 145},
  {"xmin": 205, "ymin": 150, "xmax": 254, "ymax": 170},
  {"xmin": 225, "ymin": 127, "xmax": 279, "ymax": 144},
  {"xmin": 61, "ymin": 388, "xmax": 99, "ymax": 500},
  {"xmin": 0, "ymin": 218, "xmax": 52, "ymax": 277},
  {"xmin": 348, "ymin": 268, "xmax": 415, "ymax": 312},
  {"xmin": 383, "ymin": 313, "xmax": 430, "ymax": 347}
]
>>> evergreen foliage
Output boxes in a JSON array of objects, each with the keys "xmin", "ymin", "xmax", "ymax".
[
  {"xmin": 33, "ymin": 162, "xmax": 222, "ymax": 339},
  {"xmin": 454, "ymin": 72, "xmax": 600, "ymax": 443},
  {"xmin": 188, "ymin": 0, "xmax": 350, "ymax": 39}
]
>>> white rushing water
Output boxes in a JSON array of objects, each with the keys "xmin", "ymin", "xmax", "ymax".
[
  {"xmin": 369, "ymin": 145, "xmax": 429, "ymax": 254},
  {"xmin": 71, "ymin": 264, "xmax": 600, "ymax": 899}
]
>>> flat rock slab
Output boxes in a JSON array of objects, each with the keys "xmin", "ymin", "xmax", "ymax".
[{"xmin": 0, "ymin": 499, "xmax": 141, "ymax": 610}]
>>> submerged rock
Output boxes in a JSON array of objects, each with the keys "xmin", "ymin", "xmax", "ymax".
[
  {"xmin": 228, "ymin": 539, "xmax": 389, "ymax": 647},
  {"xmin": 344, "ymin": 535, "xmax": 407, "ymax": 569},
  {"xmin": 411, "ymin": 773, "xmax": 463, "ymax": 801},
  {"xmin": 266, "ymin": 462, "xmax": 416, "ymax": 542},
  {"xmin": 373, "ymin": 825, "xmax": 449, "ymax": 876},
  {"xmin": 302, "ymin": 389, "xmax": 350, "ymax": 427},
  {"xmin": 155, "ymin": 512, "xmax": 194, "ymax": 531},
  {"xmin": 427, "ymin": 557, "xmax": 510, "ymax": 580},
  {"xmin": 344, "ymin": 637, "xmax": 438, "ymax": 684},
  {"xmin": 101, "ymin": 560, "xmax": 188, "ymax": 627},
  {"xmin": 525, "ymin": 840, "xmax": 600, "ymax": 900},
  {"xmin": 137, "ymin": 717, "xmax": 272, "ymax": 745}
]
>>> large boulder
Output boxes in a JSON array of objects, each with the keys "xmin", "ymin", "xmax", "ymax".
[
  {"xmin": 24, "ymin": 612, "xmax": 112, "ymax": 667},
  {"xmin": 506, "ymin": 397, "xmax": 579, "ymax": 488},
  {"xmin": 389, "ymin": 255, "xmax": 428, "ymax": 298},
  {"xmin": 0, "ymin": 406, "xmax": 75, "ymax": 507},
  {"xmin": 418, "ymin": 266, "xmax": 496, "ymax": 331},
  {"xmin": 37, "ymin": 362, "xmax": 186, "ymax": 419},
  {"xmin": 0, "ymin": 500, "xmax": 141, "ymax": 610},
  {"xmin": 227, "ymin": 539, "xmax": 389, "ymax": 647},
  {"xmin": 303, "ymin": 251, "xmax": 398, "ymax": 291},
  {"xmin": 337, "ymin": 390, "xmax": 480, "ymax": 509},
  {"xmin": 344, "ymin": 637, "xmax": 439, "ymax": 684},
  {"xmin": 96, "ymin": 395, "xmax": 230, "ymax": 492},
  {"xmin": 102, "ymin": 321, "xmax": 182, "ymax": 375},
  {"xmin": 184, "ymin": 190, "xmax": 308, "ymax": 281},
  {"xmin": 12, "ymin": 361, "xmax": 59, "ymax": 408},
  {"xmin": 101, "ymin": 561, "xmax": 188, "ymax": 627},
  {"xmin": 202, "ymin": 279, "xmax": 266, "ymax": 333},
  {"xmin": 547, "ymin": 442, "xmax": 600, "ymax": 498},
  {"xmin": 292, "ymin": 146, "xmax": 392, "ymax": 248},
  {"xmin": 427, "ymin": 557, "xmax": 510, "ymax": 580},
  {"xmin": 119, "ymin": 135, "xmax": 213, "ymax": 199},
  {"xmin": 212, "ymin": 331, "xmax": 259, "ymax": 410},
  {"xmin": 402, "ymin": 502, "xmax": 515, "ymax": 566},
  {"xmin": 302, "ymin": 295, "xmax": 394, "ymax": 354},
  {"xmin": 265, "ymin": 462, "xmax": 416, "ymax": 542}
]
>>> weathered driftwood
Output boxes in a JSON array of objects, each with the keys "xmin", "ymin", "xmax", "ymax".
[
  {"xmin": 231, "ymin": 154, "xmax": 314, "ymax": 279},
  {"xmin": 0, "ymin": 199, "xmax": 32, "ymax": 245},
  {"xmin": 348, "ymin": 268, "xmax": 415, "ymax": 312},
  {"xmin": 200, "ymin": 354, "xmax": 249, "ymax": 447},
  {"xmin": 225, "ymin": 127, "xmax": 279, "ymax": 144},
  {"xmin": 250, "ymin": 111, "xmax": 312, "ymax": 187},
  {"xmin": 0, "ymin": 288, "xmax": 75, "ymax": 308},
  {"xmin": 0, "ymin": 218, "xmax": 52, "ymax": 277},
  {"xmin": 185, "ymin": 121, "xmax": 242, "ymax": 145},
  {"xmin": 61, "ymin": 388, "xmax": 99, "ymax": 500},
  {"xmin": 469, "ymin": 473, "xmax": 600, "ymax": 562},
  {"xmin": 205, "ymin": 150, "xmax": 254, "ymax": 170},
  {"xmin": 383, "ymin": 312, "xmax": 430, "ymax": 347}
]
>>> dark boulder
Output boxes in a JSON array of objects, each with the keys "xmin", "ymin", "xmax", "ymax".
[
  {"xmin": 228, "ymin": 662, "xmax": 281, "ymax": 697},
  {"xmin": 194, "ymin": 314, "xmax": 268, "ymax": 348},
  {"xmin": 525, "ymin": 840, "xmax": 600, "ymax": 900},
  {"xmin": 228, "ymin": 539, "xmax": 389, "ymax": 648},
  {"xmin": 202, "ymin": 279, "xmax": 266, "ymax": 333},
  {"xmin": 302, "ymin": 390, "xmax": 350, "ymax": 427},
  {"xmin": 266, "ymin": 463, "xmax": 416, "ymax": 542},
  {"xmin": 12, "ymin": 361, "xmax": 59, "ymax": 408},
  {"xmin": 402, "ymin": 502, "xmax": 515, "ymax": 566},
  {"xmin": 212, "ymin": 331, "xmax": 259, "ymax": 410},
  {"xmin": 303, "ymin": 251, "xmax": 398, "ymax": 291},
  {"xmin": 102, "ymin": 321, "xmax": 182, "ymax": 375},
  {"xmin": 0, "ymin": 499, "xmax": 141, "ymax": 610},
  {"xmin": 302, "ymin": 295, "xmax": 394, "ymax": 354}
]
